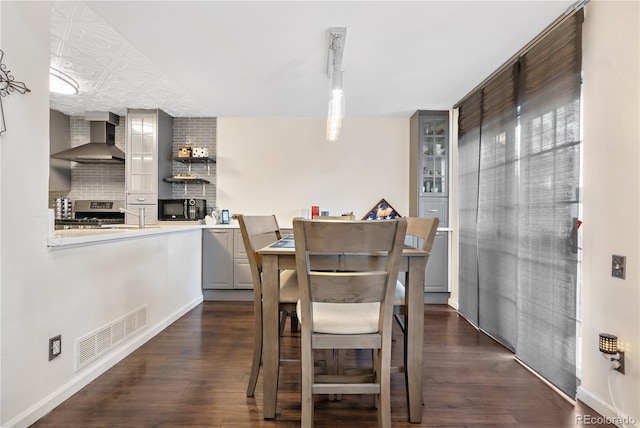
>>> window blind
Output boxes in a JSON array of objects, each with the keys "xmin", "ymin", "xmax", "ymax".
[
  {"xmin": 477, "ymin": 63, "xmax": 519, "ymax": 350},
  {"xmin": 457, "ymin": 91, "xmax": 482, "ymax": 325},
  {"xmin": 514, "ymin": 10, "xmax": 583, "ymax": 397},
  {"xmin": 456, "ymin": 9, "xmax": 583, "ymax": 397}
]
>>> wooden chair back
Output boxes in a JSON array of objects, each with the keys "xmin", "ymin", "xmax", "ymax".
[
  {"xmin": 392, "ymin": 216, "xmax": 440, "ymax": 337},
  {"xmin": 237, "ymin": 214, "xmax": 282, "ymax": 296},
  {"xmin": 295, "ymin": 219, "xmax": 406, "ymax": 307},
  {"xmin": 406, "ymin": 216, "xmax": 439, "ymax": 254}
]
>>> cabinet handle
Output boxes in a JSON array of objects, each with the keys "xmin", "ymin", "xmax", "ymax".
[
  {"xmin": 211, "ymin": 229, "xmax": 228, "ymax": 233},
  {"xmin": 136, "ymin": 198, "xmax": 146, "ymax": 202},
  {"xmin": 426, "ymin": 209, "xmax": 438, "ymax": 212}
]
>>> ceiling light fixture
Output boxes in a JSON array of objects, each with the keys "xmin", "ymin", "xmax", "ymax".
[
  {"xmin": 326, "ymin": 27, "xmax": 346, "ymax": 141},
  {"xmin": 49, "ymin": 66, "xmax": 79, "ymax": 95}
]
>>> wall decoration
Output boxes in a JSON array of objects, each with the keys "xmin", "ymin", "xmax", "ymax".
[
  {"xmin": 362, "ymin": 198, "xmax": 401, "ymax": 220},
  {"xmin": 0, "ymin": 49, "xmax": 31, "ymax": 135}
]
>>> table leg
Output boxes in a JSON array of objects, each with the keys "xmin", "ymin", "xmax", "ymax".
[
  {"xmin": 262, "ymin": 254, "xmax": 280, "ymax": 419},
  {"xmin": 405, "ymin": 257, "xmax": 426, "ymax": 423}
]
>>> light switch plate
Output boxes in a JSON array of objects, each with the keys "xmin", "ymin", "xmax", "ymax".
[{"xmin": 612, "ymin": 254, "xmax": 626, "ymax": 279}]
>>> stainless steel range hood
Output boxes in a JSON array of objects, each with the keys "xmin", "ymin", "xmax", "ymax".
[{"xmin": 51, "ymin": 112, "xmax": 124, "ymax": 163}]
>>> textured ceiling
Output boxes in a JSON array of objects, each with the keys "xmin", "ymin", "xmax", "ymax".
[{"xmin": 49, "ymin": 1, "xmax": 575, "ymax": 118}]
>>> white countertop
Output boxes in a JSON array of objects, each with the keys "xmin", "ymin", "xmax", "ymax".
[
  {"xmin": 47, "ymin": 221, "xmax": 239, "ymax": 249},
  {"xmin": 47, "ymin": 217, "xmax": 449, "ymax": 249}
]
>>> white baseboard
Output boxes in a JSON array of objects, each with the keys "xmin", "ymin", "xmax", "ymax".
[
  {"xmin": 447, "ymin": 297, "xmax": 459, "ymax": 310},
  {"xmin": 5, "ymin": 295, "xmax": 204, "ymax": 428},
  {"xmin": 577, "ymin": 385, "xmax": 639, "ymax": 428}
]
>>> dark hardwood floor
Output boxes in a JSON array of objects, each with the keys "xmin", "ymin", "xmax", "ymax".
[{"xmin": 31, "ymin": 302, "xmax": 611, "ymax": 427}]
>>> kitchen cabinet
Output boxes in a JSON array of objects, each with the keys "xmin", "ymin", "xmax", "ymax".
[
  {"xmin": 202, "ymin": 229, "xmax": 251, "ymax": 291},
  {"xmin": 424, "ymin": 232, "xmax": 448, "ymax": 293},
  {"xmin": 202, "ymin": 227, "xmax": 293, "ymax": 299},
  {"xmin": 409, "ymin": 110, "xmax": 451, "ymax": 304},
  {"xmin": 49, "ymin": 109, "xmax": 71, "ymax": 191},
  {"xmin": 202, "ymin": 229, "xmax": 234, "ymax": 290},
  {"xmin": 233, "ymin": 230, "xmax": 253, "ymax": 289},
  {"xmin": 410, "ymin": 110, "xmax": 449, "ymax": 227},
  {"xmin": 125, "ymin": 108, "xmax": 173, "ymax": 225}
]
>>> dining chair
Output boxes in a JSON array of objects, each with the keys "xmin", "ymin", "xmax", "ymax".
[
  {"xmin": 293, "ymin": 217, "xmax": 407, "ymax": 428},
  {"xmin": 393, "ymin": 216, "xmax": 439, "ymax": 333},
  {"xmin": 237, "ymin": 214, "xmax": 300, "ymax": 397}
]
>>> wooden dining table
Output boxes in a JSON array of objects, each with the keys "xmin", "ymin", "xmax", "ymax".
[{"xmin": 258, "ymin": 235, "xmax": 429, "ymax": 423}]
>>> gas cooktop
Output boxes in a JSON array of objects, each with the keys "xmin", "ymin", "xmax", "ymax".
[{"xmin": 55, "ymin": 199, "xmax": 126, "ymax": 229}]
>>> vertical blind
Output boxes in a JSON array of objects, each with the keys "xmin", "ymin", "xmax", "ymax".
[
  {"xmin": 457, "ymin": 91, "xmax": 482, "ymax": 326},
  {"xmin": 477, "ymin": 64, "xmax": 519, "ymax": 350},
  {"xmin": 457, "ymin": 9, "xmax": 583, "ymax": 397}
]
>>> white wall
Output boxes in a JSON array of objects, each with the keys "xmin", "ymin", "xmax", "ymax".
[
  {"xmin": 0, "ymin": 3, "xmax": 203, "ymax": 427},
  {"xmin": 1, "ymin": 2, "xmax": 51, "ymax": 423},
  {"xmin": 1, "ymin": 1, "xmax": 637, "ymax": 427},
  {"xmin": 578, "ymin": 0, "xmax": 640, "ymax": 425},
  {"xmin": 217, "ymin": 117, "xmax": 409, "ymax": 227}
]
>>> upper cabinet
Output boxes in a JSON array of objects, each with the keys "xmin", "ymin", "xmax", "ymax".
[
  {"xmin": 409, "ymin": 110, "xmax": 450, "ymax": 227},
  {"xmin": 124, "ymin": 108, "xmax": 173, "ymax": 225},
  {"xmin": 49, "ymin": 109, "xmax": 71, "ymax": 191}
]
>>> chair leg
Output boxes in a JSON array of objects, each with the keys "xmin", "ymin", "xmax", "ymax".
[
  {"xmin": 301, "ymin": 332, "xmax": 314, "ymax": 427},
  {"xmin": 246, "ymin": 305, "xmax": 263, "ymax": 397},
  {"xmin": 279, "ymin": 311, "xmax": 287, "ymax": 337},
  {"xmin": 280, "ymin": 311, "xmax": 299, "ymax": 337},
  {"xmin": 325, "ymin": 349, "xmax": 337, "ymax": 401},
  {"xmin": 375, "ymin": 347, "xmax": 392, "ymax": 428},
  {"xmin": 335, "ymin": 349, "xmax": 344, "ymax": 401},
  {"xmin": 393, "ymin": 312, "xmax": 406, "ymax": 334}
]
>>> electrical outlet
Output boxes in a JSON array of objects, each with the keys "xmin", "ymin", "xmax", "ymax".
[
  {"xmin": 614, "ymin": 351, "xmax": 625, "ymax": 374},
  {"xmin": 612, "ymin": 254, "xmax": 626, "ymax": 279},
  {"xmin": 49, "ymin": 335, "xmax": 61, "ymax": 361}
]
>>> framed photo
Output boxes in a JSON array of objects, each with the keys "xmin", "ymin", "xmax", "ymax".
[{"xmin": 362, "ymin": 198, "xmax": 401, "ymax": 220}]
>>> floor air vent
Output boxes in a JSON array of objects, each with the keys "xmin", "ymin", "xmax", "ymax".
[{"xmin": 75, "ymin": 306, "xmax": 147, "ymax": 371}]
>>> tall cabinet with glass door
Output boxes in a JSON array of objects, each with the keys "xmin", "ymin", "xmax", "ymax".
[
  {"xmin": 409, "ymin": 110, "xmax": 451, "ymax": 303},
  {"xmin": 125, "ymin": 108, "xmax": 173, "ymax": 225}
]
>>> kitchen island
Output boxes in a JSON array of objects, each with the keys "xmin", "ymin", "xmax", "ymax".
[
  {"xmin": 8, "ymin": 214, "xmax": 209, "ymax": 427},
  {"xmin": 50, "ymin": 223, "xmax": 201, "ymax": 249}
]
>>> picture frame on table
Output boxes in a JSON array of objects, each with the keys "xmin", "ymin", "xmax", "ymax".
[{"xmin": 362, "ymin": 198, "xmax": 401, "ymax": 220}]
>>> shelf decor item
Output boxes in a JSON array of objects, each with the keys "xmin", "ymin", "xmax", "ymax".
[
  {"xmin": 178, "ymin": 145, "xmax": 192, "ymax": 157},
  {"xmin": 0, "ymin": 49, "xmax": 31, "ymax": 135},
  {"xmin": 192, "ymin": 147, "xmax": 208, "ymax": 158},
  {"xmin": 362, "ymin": 198, "xmax": 401, "ymax": 220}
]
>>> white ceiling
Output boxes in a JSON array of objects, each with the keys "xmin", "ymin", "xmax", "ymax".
[{"xmin": 50, "ymin": 0, "xmax": 575, "ymax": 118}]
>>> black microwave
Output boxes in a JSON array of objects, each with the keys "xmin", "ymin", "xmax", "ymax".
[{"xmin": 159, "ymin": 199, "xmax": 206, "ymax": 221}]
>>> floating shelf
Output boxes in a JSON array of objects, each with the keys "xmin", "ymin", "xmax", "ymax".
[
  {"xmin": 172, "ymin": 157, "xmax": 216, "ymax": 175},
  {"xmin": 172, "ymin": 156, "xmax": 216, "ymax": 163},
  {"xmin": 163, "ymin": 177, "xmax": 210, "ymax": 196}
]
